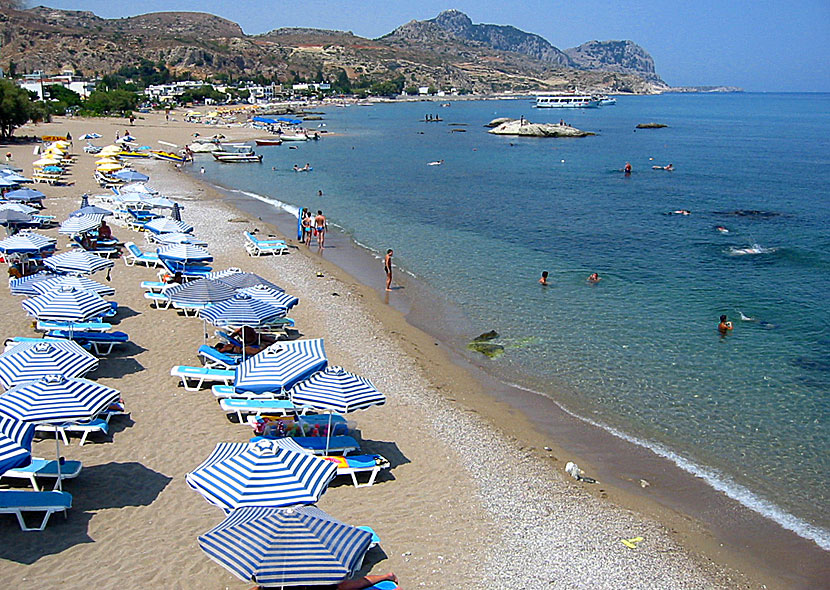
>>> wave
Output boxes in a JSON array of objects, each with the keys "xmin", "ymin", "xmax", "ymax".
[{"xmin": 504, "ymin": 379, "xmax": 830, "ymax": 551}]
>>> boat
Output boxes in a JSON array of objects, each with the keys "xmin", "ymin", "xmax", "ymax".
[
  {"xmin": 255, "ymin": 138, "xmax": 283, "ymax": 146},
  {"xmin": 119, "ymin": 150, "xmax": 151, "ymax": 158},
  {"xmin": 279, "ymin": 132, "xmax": 309, "ymax": 141},
  {"xmin": 151, "ymin": 151, "xmax": 187, "ymax": 163},
  {"xmin": 212, "ymin": 152, "xmax": 263, "ymax": 163},
  {"xmin": 187, "ymin": 142, "xmax": 220, "ymax": 153},
  {"xmin": 535, "ymin": 94, "xmax": 600, "ymax": 108},
  {"xmin": 594, "ymin": 94, "xmax": 617, "ymax": 106}
]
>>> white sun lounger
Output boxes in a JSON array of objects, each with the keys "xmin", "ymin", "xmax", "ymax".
[
  {"xmin": 220, "ymin": 398, "xmax": 296, "ymax": 421},
  {"xmin": 124, "ymin": 241, "xmax": 161, "ymax": 267},
  {"xmin": 0, "ymin": 490, "xmax": 73, "ymax": 531},
  {"xmin": 323, "ymin": 454, "xmax": 390, "ymax": 488},
  {"xmin": 244, "ymin": 232, "xmax": 289, "ymax": 256},
  {"xmin": 1, "ymin": 458, "xmax": 83, "ymax": 491},
  {"xmin": 171, "ymin": 365, "xmax": 234, "ymax": 390},
  {"xmin": 144, "ymin": 291, "xmax": 172, "ymax": 309},
  {"xmin": 35, "ymin": 418, "xmax": 109, "ymax": 446}
]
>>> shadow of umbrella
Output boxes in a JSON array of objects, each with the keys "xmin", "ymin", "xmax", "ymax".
[{"xmin": 0, "ymin": 462, "xmax": 171, "ymax": 564}]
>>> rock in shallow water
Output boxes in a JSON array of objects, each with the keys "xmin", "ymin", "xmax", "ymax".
[{"xmin": 467, "ymin": 341, "xmax": 505, "ymax": 358}]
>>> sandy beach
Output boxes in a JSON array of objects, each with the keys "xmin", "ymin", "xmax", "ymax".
[{"xmin": 0, "ymin": 111, "xmax": 781, "ymax": 589}]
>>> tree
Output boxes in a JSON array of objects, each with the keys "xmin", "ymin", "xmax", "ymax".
[
  {"xmin": 82, "ymin": 89, "xmax": 140, "ymax": 115},
  {"xmin": 0, "ymin": 79, "xmax": 35, "ymax": 138}
]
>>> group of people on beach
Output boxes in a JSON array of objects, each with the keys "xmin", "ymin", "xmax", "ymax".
[{"xmin": 300, "ymin": 208, "xmax": 328, "ymax": 248}]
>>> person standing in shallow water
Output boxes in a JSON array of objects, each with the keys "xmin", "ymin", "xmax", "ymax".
[
  {"xmin": 384, "ymin": 249, "xmax": 393, "ymax": 291},
  {"xmin": 718, "ymin": 314, "xmax": 733, "ymax": 335},
  {"xmin": 539, "ymin": 271, "xmax": 549, "ymax": 285},
  {"xmin": 314, "ymin": 210, "xmax": 327, "ymax": 248}
]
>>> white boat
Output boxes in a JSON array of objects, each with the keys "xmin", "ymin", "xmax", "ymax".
[
  {"xmin": 188, "ymin": 142, "xmax": 220, "ymax": 153},
  {"xmin": 212, "ymin": 152, "xmax": 262, "ymax": 163},
  {"xmin": 594, "ymin": 94, "xmax": 617, "ymax": 106},
  {"xmin": 535, "ymin": 94, "xmax": 600, "ymax": 108},
  {"xmin": 279, "ymin": 132, "xmax": 309, "ymax": 141}
]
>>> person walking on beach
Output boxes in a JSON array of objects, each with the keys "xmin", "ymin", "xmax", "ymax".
[
  {"xmin": 384, "ymin": 249, "xmax": 394, "ymax": 291},
  {"xmin": 314, "ymin": 210, "xmax": 327, "ymax": 248},
  {"xmin": 302, "ymin": 209, "xmax": 313, "ymax": 246}
]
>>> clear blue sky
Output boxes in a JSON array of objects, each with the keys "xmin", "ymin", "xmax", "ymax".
[{"xmin": 32, "ymin": 1, "xmax": 830, "ymax": 91}]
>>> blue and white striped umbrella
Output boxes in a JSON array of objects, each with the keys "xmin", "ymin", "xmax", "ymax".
[
  {"xmin": 153, "ymin": 232, "xmax": 207, "ymax": 246},
  {"xmin": 113, "ymin": 169, "xmax": 149, "ymax": 182},
  {"xmin": 43, "ymin": 250, "xmax": 115, "ymax": 275},
  {"xmin": 144, "ymin": 217, "xmax": 194, "ymax": 234},
  {"xmin": 0, "ymin": 414, "xmax": 34, "ymax": 475},
  {"xmin": 0, "ymin": 340, "xmax": 98, "ymax": 390},
  {"xmin": 70, "ymin": 205, "xmax": 113, "ymax": 217},
  {"xmin": 59, "ymin": 214, "xmax": 102, "ymax": 235},
  {"xmin": 217, "ymin": 273, "xmax": 283, "ymax": 292},
  {"xmin": 4, "ymin": 187, "xmax": 45, "ymax": 202},
  {"xmin": 31, "ymin": 275, "xmax": 115, "ymax": 297},
  {"xmin": 0, "ymin": 233, "xmax": 56, "ymax": 254},
  {"xmin": 205, "ymin": 268, "xmax": 243, "ymax": 280},
  {"xmin": 198, "ymin": 505, "xmax": 373, "ymax": 587},
  {"xmin": 0, "ymin": 375, "xmax": 119, "ymax": 424},
  {"xmin": 21, "ymin": 286, "xmax": 111, "ymax": 322},
  {"xmin": 234, "ymin": 339, "xmax": 327, "ymax": 395},
  {"xmin": 0, "ymin": 202, "xmax": 37, "ymax": 215},
  {"xmin": 289, "ymin": 366, "xmax": 386, "ymax": 414},
  {"xmin": 8, "ymin": 271, "xmax": 57, "ymax": 295},
  {"xmin": 120, "ymin": 182, "xmax": 157, "ymax": 195},
  {"xmin": 165, "ymin": 278, "xmax": 236, "ymax": 306},
  {"xmin": 200, "ymin": 294, "xmax": 286, "ymax": 327},
  {"xmin": 157, "ymin": 243, "xmax": 212, "ymax": 264},
  {"xmin": 237, "ymin": 285, "xmax": 298, "ymax": 311},
  {"xmin": 186, "ymin": 438, "xmax": 336, "ymax": 512}
]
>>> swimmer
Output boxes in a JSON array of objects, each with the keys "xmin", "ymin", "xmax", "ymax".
[
  {"xmin": 428, "ymin": 159, "xmax": 444, "ymax": 166},
  {"xmin": 715, "ymin": 226, "xmax": 729, "ymax": 233},
  {"xmin": 718, "ymin": 314, "xmax": 733, "ymax": 334},
  {"xmin": 671, "ymin": 210, "xmax": 691, "ymax": 215},
  {"xmin": 624, "ymin": 162, "xmax": 632, "ymax": 174},
  {"xmin": 539, "ymin": 271, "xmax": 549, "ymax": 286},
  {"xmin": 587, "ymin": 273, "xmax": 601, "ymax": 283},
  {"xmin": 738, "ymin": 311, "xmax": 755, "ymax": 321}
]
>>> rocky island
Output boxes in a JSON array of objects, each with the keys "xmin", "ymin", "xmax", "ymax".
[{"xmin": 488, "ymin": 118, "xmax": 594, "ymax": 138}]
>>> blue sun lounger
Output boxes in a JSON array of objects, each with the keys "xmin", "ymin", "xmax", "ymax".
[
  {"xmin": 0, "ymin": 490, "xmax": 73, "ymax": 531},
  {"xmin": 37, "ymin": 320, "xmax": 113, "ymax": 332},
  {"xmin": 251, "ymin": 435, "xmax": 360, "ymax": 456},
  {"xmin": 1, "ymin": 458, "xmax": 83, "ymax": 491},
  {"xmin": 171, "ymin": 365, "xmax": 234, "ymax": 390},
  {"xmin": 198, "ymin": 345, "xmax": 242, "ymax": 369},
  {"xmin": 221, "ymin": 398, "xmax": 296, "ymax": 421},
  {"xmin": 124, "ymin": 241, "xmax": 160, "ymax": 267},
  {"xmin": 244, "ymin": 231, "xmax": 289, "ymax": 256},
  {"xmin": 46, "ymin": 330, "xmax": 129, "ymax": 355},
  {"xmin": 324, "ymin": 455, "xmax": 390, "ymax": 488},
  {"xmin": 35, "ymin": 418, "xmax": 109, "ymax": 446}
]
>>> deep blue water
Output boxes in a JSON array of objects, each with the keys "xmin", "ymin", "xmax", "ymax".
[{"xmin": 199, "ymin": 94, "xmax": 830, "ymax": 548}]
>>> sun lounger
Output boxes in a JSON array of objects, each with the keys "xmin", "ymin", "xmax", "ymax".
[
  {"xmin": 324, "ymin": 455, "xmax": 390, "ymax": 488},
  {"xmin": 4, "ymin": 336, "xmax": 92, "ymax": 352},
  {"xmin": 212, "ymin": 384, "xmax": 280, "ymax": 400},
  {"xmin": 1, "ymin": 458, "xmax": 83, "ymax": 491},
  {"xmin": 244, "ymin": 232, "xmax": 289, "ymax": 256},
  {"xmin": 144, "ymin": 292, "xmax": 173, "ymax": 309},
  {"xmin": 46, "ymin": 330, "xmax": 129, "ymax": 355},
  {"xmin": 32, "ymin": 214, "xmax": 57, "ymax": 227},
  {"xmin": 220, "ymin": 398, "xmax": 296, "ymax": 421},
  {"xmin": 0, "ymin": 490, "xmax": 72, "ymax": 531},
  {"xmin": 37, "ymin": 320, "xmax": 113, "ymax": 332},
  {"xmin": 124, "ymin": 241, "xmax": 160, "ymax": 267},
  {"xmin": 171, "ymin": 365, "xmax": 235, "ymax": 391},
  {"xmin": 198, "ymin": 345, "xmax": 241, "ymax": 369},
  {"xmin": 158, "ymin": 260, "xmax": 213, "ymax": 280},
  {"xmin": 140, "ymin": 280, "xmax": 174, "ymax": 293},
  {"xmin": 35, "ymin": 418, "xmax": 109, "ymax": 446},
  {"xmin": 173, "ymin": 301, "xmax": 211, "ymax": 316},
  {"xmin": 251, "ymin": 435, "xmax": 360, "ymax": 456}
]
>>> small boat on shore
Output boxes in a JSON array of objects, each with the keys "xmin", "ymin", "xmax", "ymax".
[
  {"xmin": 212, "ymin": 152, "xmax": 263, "ymax": 163},
  {"xmin": 255, "ymin": 139, "xmax": 284, "ymax": 146},
  {"xmin": 280, "ymin": 132, "xmax": 309, "ymax": 142},
  {"xmin": 151, "ymin": 151, "xmax": 187, "ymax": 163}
]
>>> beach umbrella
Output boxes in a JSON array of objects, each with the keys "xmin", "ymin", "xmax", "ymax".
[
  {"xmin": 113, "ymin": 169, "xmax": 149, "ymax": 182},
  {"xmin": 157, "ymin": 243, "xmax": 212, "ymax": 264},
  {"xmin": 185, "ymin": 438, "xmax": 336, "ymax": 512},
  {"xmin": 43, "ymin": 251, "xmax": 114, "ymax": 276},
  {"xmin": 199, "ymin": 293, "xmax": 285, "ymax": 328},
  {"xmin": 0, "ymin": 340, "xmax": 98, "ymax": 390},
  {"xmin": 0, "ymin": 414, "xmax": 34, "ymax": 475},
  {"xmin": 59, "ymin": 214, "xmax": 102, "ymax": 235},
  {"xmin": 0, "ymin": 375, "xmax": 119, "ymax": 424},
  {"xmin": 0, "ymin": 210, "xmax": 32, "ymax": 224},
  {"xmin": 70, "ymin": 205, "xmax": 112, "ymax": 217},
  {"xmin": 197, "ymin": 505, "xmax": 373, "ymax": 587},
  {"xmin": 153, "ymin": 232, "xmax": 207, "ymax": 246},
  {"xmin": 218, "ymin": 273, "xmax": 283, "ymax": 292},
  {"xmin": 5, "ymin": 188, "xmax": 46, "ymax": 202},
  {"xmin": 205, "ymin": 268, "xmax": 243, "ymax": 280},
  {"xmin": 0, "ymin": 178, "xmax": 19, "ymax": 189},
  {"xmin": 165, "ymin": 278, "xmax": 236, "ymax": 306},
  {"xmin": 120, "ymin": 182, "xmax": 156, "ymax": 195},
  {"xmin": 237, "ymin": 285, "xmax": 297, "ymax": 311},
  {"xmin": 171, "ymin": 202, "xmax": 182, "ymax": 222},
  {"xmin": 146, "ymin": 196, "xmax": 176, "ymax": 209},
  {"xmin": 0, "ymin": 233, "xmax": 56, "ymax": 255},
  {"xmin": 95, "ymin": 157, "xmax": 120, "ymax": 165},
  {"xmin": 0, "ymin": 202, "xmax": 36, "ymax": 215},
  {"xmin": 289, "ymin": 366, "xmax": 385, "ymax": 415},
  {"xmin": 32, "ymin": 158, "xmax": 61, "ymax": 167},
  {"xmin": 289, "ymin": 366, "xmax": 385, "ymax": 453},
  {"xmin": 31, "ymin": 275, "xmax": 115, "ymax": 297},
  {"xmin": 96, "ymin": 162, "xmax": 123, "ymax": 172},
  {"xmin": 234, "ymin": 339, "xmax": 327, "ymax": 396},
  {"xmin": 99, "ymin": 145, "xmax": 121, "ymax": 154},
  {"xmin": 144, "ymin": 217, "xmax": 194, "ymax": 235},
  {"xmin": 8, "ymin": 271, "xmax": 57, "ymax": 296},
  {"xmin": 0, "ymin": 173, "xmax": 32, "ymax": 183},
  {"xmin": 22, "ymin": 285, "xmax": 111, "ymax": 322},
  {"xmin": 79, "ymin": 133, "xmax": 102, "ymax": 140}
]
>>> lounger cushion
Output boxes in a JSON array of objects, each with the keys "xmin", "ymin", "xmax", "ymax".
[{"xmin": 0, "ymin": 490, "xmax": 72, "ymax": 509}]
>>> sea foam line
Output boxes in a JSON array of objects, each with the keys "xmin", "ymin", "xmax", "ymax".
[{"xmin": 504, "ymin": 380, "xmax": 830, "ymax": 551}]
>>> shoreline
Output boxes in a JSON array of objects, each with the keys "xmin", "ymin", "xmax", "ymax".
[{"xmin": 0, "ymin": 112, "xmax": 821, "ymax": 588}]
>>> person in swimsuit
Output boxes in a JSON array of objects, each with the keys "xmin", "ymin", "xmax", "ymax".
[
  {"xmin": 587, "ymin": 272, "xmax": 601, "ymax": 283},
  {"xmin": 314, "ymin": 210, "xmax": 327, "ymax": 248},
  {"xmin": 718, "ymin": 314, "xmax": 733, "ymax": 335},
  {"xmin": 384, "ymin": 249, "xmax": 393, "ymax": 291},
  {"xmin": 301, "ymin": 210, "xmax": 313, "ymax": 246},
  {"xmin": 624, "ymin": 162, "xmax": 632, "ymax": 174},
  {"xmin": 539, "ymin": 271, "xmax": 549, "ymax": 285}
]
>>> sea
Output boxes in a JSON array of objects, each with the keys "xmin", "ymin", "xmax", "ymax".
[{"xmin": 196, "ymin": 93, "xmax": 830, "ymax": 551}]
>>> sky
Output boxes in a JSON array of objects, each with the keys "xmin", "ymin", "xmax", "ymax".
[{"xmin": 29, "ymin": 1, "xmax": 830, "ymax": 92}]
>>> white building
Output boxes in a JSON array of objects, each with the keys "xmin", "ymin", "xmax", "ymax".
[
  {"xmin": 18, "ymin": 71, "xmax": 95, "ymax": 99},
  {"xmin": 144, "ymin": 80, "xmax": 205, "ymax": 101}
]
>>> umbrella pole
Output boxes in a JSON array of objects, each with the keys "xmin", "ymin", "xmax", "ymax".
[
  {"xmin": 325, "ymin": 412, "xmax": 332, "ymax": 455},
  {"xmin": 54, "ymin": 426, "xmax": 63, "ymax": 491}
]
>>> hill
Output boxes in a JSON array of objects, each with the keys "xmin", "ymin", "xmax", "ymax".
[{"xmin": 0, "ymin": 5, "xmax": 667, "ymax": 94}]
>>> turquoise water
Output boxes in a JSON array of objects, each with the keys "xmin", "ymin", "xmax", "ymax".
[{"xmin": 199, "ymin": 94, "xmax": 830, "ymax": 548}]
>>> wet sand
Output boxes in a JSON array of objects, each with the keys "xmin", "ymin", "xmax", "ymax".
[{"xmin": 0, "ymin": 111, "xmax": 819, "ymax": 588}]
